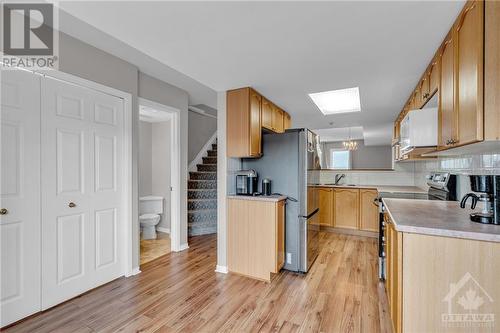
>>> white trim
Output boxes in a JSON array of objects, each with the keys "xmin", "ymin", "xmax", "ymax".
[
  {"xmin": 188, "ymin": 131, "xmax": 217, "ymax": 173},
  {"xmin": 215, "ymin": 265, "xmax": 228, "ymax": 274},
  {"xmin": 188, "ymin": 105, "xmax": 217, "ymax": 119},
  {"xmin": 156, "ymin": 227, "xmax": 170, "ymax": 234},
  {"xmin": 37, "ymin": 70, "xmax": 134, "ymax": 283},
  {"xmin": 125, "ymin": 267, "xmax": 141, "ymax": 277},
  {"xmin": 173, "ymin": 243, "xmax": 189, "ymax": 252},
  {"xmin": 138, "ymin": 98, "xmax": 183, "ymax": 255}
]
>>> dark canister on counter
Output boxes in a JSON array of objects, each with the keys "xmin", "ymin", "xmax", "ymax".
[{"xmin": 262, "ymin": 178, "xmax": 272, "ymax": 196}]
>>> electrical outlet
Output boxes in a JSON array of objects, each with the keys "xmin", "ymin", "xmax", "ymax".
[{"xmin": 286, "ymin": 252, "xmax": 292, "ymax": 264}]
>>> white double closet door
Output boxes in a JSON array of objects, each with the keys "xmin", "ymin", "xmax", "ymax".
[{"xmin": 1, "ymin": 70, "xmax": 125, "ymax": 326}]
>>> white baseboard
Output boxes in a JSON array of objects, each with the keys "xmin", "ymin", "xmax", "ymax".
[
  {"xmin": 125, "ymin": 267, "xmax": 141, "ymax": 277},
  {"xmin": 156, "ymin": 227, "xmax": 170, "ymax": 234},
  {"xmin": 215, "ymin": 265, "xmax": 228, "ymax": 274},
  {"xmin": 188, "ymin": 131, "xmax": 217, "ymax": 173}
]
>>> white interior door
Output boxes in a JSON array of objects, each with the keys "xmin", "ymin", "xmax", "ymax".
[
  {"xmin": 41, "ymin": 76, "xmax": 124, "ymax": 309},
  {"xmin": 0, "ymin": 70, "xmax": 41, "ymax": 326}
]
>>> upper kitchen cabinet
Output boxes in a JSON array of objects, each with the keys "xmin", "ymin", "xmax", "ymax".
[
  {"xmin": 271, "ymin": 104, "xmax": 284, "ymax": 133},
  {"xmin": 283, "ymin": 112, "xmax": 292, "ymax": 130},
  {"xmin": 261, "ymin": 97, "xmax": 273, "ymax": 131},
  {"xmin": 227, "ymin": 87, "xmax": 262, "ymax": 158},
  {"xmin": 394, "ymin": 0, "xmax": 500, "ymax": 154},
  {"xmin": 455, "ymin": 0, "xmax": 484, "ymax": 146},
  {"xmin": 439, "ymin": 31, "xmax": 456, "ymax": 149},
  {"xmin": 428, "ymin": 53, "xmax": 441, "ymax": 98},
  {"xmin": 227, "ymin": 87, "xmax": 293, "ymax": 157}
]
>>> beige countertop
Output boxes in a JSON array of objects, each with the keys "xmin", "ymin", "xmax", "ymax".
[
  {"xmin": 314, "ymin": 184, "xmax": 427, "ymax": 194},
  {"xmin": 383, "ymin": 198, "xmax": 500, "ymax": 243},
  {"xmin": 227, "ymin": 194, "xmax": 287, "ymax": 202}
]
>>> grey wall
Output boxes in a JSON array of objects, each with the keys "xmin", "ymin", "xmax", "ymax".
[
  {"xmin": 139, "ymin": 121, "xmax": 153, "ymax": 196},
  {"xmin": 321, "ymin": 140, "xmax": 392, "ymax": 169},
  {"xmin": 59, "ymin": 32, "xmax": 190, "ymax": 269},
  {"xmin": 152, "ymin": 121, "xmax": 172, "ymax": 230},
  {"xmin": 188, "ymin": 111, "xmax": 217, "ymax": 163}
]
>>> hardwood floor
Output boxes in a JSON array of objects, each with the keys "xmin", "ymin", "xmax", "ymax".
[
  {"xmin": 140, "ymin": 231, "xmax": 171, "ymax": 265},
  {"xmin": 3, "ymin": 232, "xmax": 392, "ymax": 333}
]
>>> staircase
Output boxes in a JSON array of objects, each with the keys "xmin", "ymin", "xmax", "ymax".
[{"xmin": 188, "ymin": 141, "xmax": 217, "ymax": 236}]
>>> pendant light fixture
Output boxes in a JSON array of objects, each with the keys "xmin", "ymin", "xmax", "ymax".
[{"xmin": 343, "ymin": 127, "xmax": 358, "ymax": 151}]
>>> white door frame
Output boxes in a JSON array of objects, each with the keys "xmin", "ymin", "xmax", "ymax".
[
  {"xmin": 36, "ymin": 69, "xmax": 135, "ymax": 277},
  {"xmin": 138, "ymin": 97, "xmax": 182, "ymax": 253}
]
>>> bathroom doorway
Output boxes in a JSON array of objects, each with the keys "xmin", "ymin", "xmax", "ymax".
[{"xmin": 138, "ymin": 100, "xmax": 179, "ymax": 265}]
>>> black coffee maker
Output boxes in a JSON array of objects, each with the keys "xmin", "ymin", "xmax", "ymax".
[{"xmin": 460, "ymin": 175, "xmax": 500, "ymax": 224}]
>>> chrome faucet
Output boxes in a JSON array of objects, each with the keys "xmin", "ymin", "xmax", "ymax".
[{"xmin": 334, "ymin": 174, "xmax": 346, "ymax": 185}]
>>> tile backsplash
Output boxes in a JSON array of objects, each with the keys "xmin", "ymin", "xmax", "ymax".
[
  {"xmin": 318, "ymin": 163, "xmax": 416, "ymax": 186},
  {"xmin": 414, "ymin": 153, "xmax": 500, "ymax": 189},
  {"xmin": 317, "ymin": 153, "xmax": 500, "ymax": 193}
]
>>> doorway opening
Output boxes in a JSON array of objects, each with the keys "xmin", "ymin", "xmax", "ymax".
[{"xmin": 138, "ymin": 99, "xmax": 180, "ymax": 265}]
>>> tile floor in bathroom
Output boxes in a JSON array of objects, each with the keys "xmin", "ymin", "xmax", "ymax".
[{"xmin": 140, "ymin": 231, "xmax": 171, "ymax": 265}]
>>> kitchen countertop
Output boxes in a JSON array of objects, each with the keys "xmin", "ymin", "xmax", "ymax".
[
  {"xmin": 383, "ymin": 198, "xmax": 500, "ymax": 243},
  {"xmin": 314, "ymin": 184, "xmax": 427, "ymax": 194},
  {"xmin": 227, "ymin": 194, "xmax": 287, "ymax": 202}
]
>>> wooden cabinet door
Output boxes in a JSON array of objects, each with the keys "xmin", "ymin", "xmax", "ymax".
[
  {"xmin": 456, "ymin": 0, "xmax": 484, "ymax": 146},
  {"xmin": 272, "ymin": 105, "xmax": 284, "ymax": 133},
  {"xmin": 318, "ymin": 187, "xmax": 333, "ymax": 226},
  {"xmin": 261, "ymin": 97, "xmax": 273, "ymax": 130},
  {"xmin": 439, "ymin": 32, "xmax": 457, "ymax": 149},
  {"xmin": 419, "ymin": 76, "xmax": 430, "ymax": 107},
  {"xmin": 414, "ymin": 85, "xmax": 422, "ymax": 109},
  {"xmin": 283, "ymin": 112, "xmax": 292, "ymax": 130},
  {"xmin": 249, "ymin": 90, "xmax": 262, "ymax": 156},
  {"xmin": 360, "ymin": 189, "xmax": 379, "ymax": 232},
  {"xmin": 428, "ymin": 55, "xmax": 440, "ymax": 96},
  {"xmin": 333, "ymin": 188, "xmax": 359, "ymax": 229}
]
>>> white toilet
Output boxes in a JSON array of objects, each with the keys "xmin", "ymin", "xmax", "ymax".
[{"xmin": 139, "ymin": 196, "xmax": 164, "ymax": 239}]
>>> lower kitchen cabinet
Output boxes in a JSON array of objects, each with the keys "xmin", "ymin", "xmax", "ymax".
[
  {"xmin": 227, "ymin": 197, "xmax": 285, "ymax": 282},
  {"xmin": 317, "ymin": 187, "xmax": 379, "ymax": 233},
  {"xmin": 384, "ymin": 213, "xmax": 500, "ymax": 333},
  {"xmin": 360, "ymin": 189, "xmax": 379, "ymax": 232},
  {"xmin": 318, "ymin": 187, "xmax": 334, "ymax": 226},
  {"xmin": 385, "ymin": 216, "xmax": 402, "ymax": 333},
  {"xmin": 333, "ymin": 188, "xmax": 359, "ymax": 229}
]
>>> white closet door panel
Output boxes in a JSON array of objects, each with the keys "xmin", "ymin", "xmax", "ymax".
[
  {"xmin": 41, "ymin": 76, "xmax": 124, "ymax": 309},
  {"xmin": 89, "ymin": 88, "xmax": 123, "ymax": 287},
  {"xmin": 0, "ymin": 70, "xmax": 41, "ymax": 327}
]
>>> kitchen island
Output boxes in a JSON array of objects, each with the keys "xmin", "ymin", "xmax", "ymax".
[
  {"xmin": 227, "ymin": 195, "xmax": 286, "ymax": 282},
  {"xmin": 382, "ymin": 198, "xmax": 500, "ymax": 333}
]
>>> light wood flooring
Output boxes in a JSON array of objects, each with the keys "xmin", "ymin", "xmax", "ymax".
[
  {"xmin": 140, "ymin": 231, "xmax": 171, "ymax": 265},
  {"xmin": 3, "ymin": 232, "xmax": 392, "ymax": 333}
]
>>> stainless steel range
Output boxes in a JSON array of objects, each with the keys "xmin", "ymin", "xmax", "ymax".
[{"xmin": 376, "ymin": 172, "xmax": 458, "ymax": 280}]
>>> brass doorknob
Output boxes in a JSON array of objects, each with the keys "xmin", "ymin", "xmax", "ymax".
[
  {"xmin": 0, "ymin": 208, "xmax": 8, "ymax": 215},
  {"xmin": 68, "ymin": 202, "xmax": 76, "ymax": 208}
]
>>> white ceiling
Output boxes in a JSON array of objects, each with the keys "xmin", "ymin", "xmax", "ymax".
[
  {"xmin": 58, "ymin": 1, "xmax": 465, "ymax": 145},
  {"xmin": 313, "ymin": 127, "xmax": 364, "ymax": 143}
]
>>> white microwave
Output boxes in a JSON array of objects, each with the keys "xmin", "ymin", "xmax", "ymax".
[{"xmin": 400, "ymin": 107, "xmax": 438, "ymax": 154}]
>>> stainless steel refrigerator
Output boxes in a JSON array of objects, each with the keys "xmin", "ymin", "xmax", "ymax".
[{"xmin": 242, "ymin": 129, "xmax": 321, "ymax": 272}]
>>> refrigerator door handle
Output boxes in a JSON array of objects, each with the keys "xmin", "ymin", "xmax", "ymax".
[{"xmin": 300, "ymin": 208, "xmax": 319, "ymax": 219}]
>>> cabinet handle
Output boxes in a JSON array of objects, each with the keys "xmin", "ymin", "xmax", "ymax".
[
  {"xmin": 0, "ymin": 208, "xmax": 8, "ymax": 215},
  {"xmin": 68, "ymin": 202, "xmax": 76, "ymax": 208}
]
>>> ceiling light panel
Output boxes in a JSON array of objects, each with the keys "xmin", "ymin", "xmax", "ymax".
[{"xmin": 309, "ymin": 87, "xmax": 361, "ymax": 115}]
